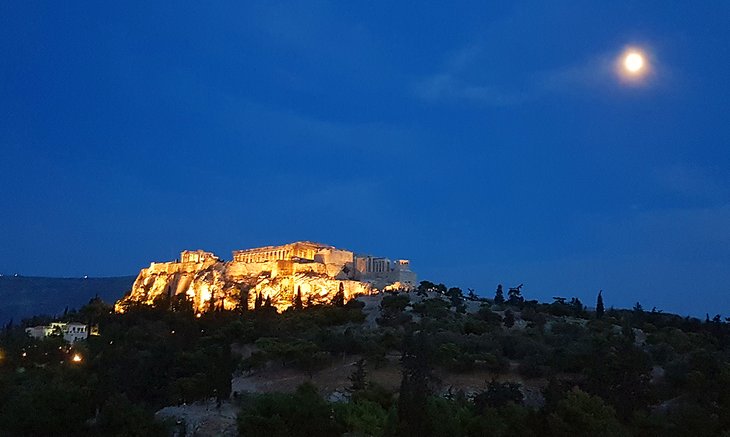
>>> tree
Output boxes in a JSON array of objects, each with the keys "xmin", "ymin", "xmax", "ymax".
[
  {"xmin": 416, "ymin": 281, "xmax": 437, "ymax": 296},
  {"xmin": 570, "ymin": 297, "xmax": 584, "ymax": 316},
  {"xmin": 94, "ymin": 393, "xmax": 169, "ymax": 436},
  {"xmin": 78, "ymin": 295, "xmax": 112, "ymax": 325},
  {"xmin": 332, "ymin": 283, "xmax": 346, "ymax": 307},
  {"xmin": 633, "ymin": 302, "xmax": 643, "ymax": 313},
  {"xmin": 334, "ymin": 398, "xmax": 388, "ymax": 437},
  {"xmin": 237, "ymin": 383, "xmax": 343, "ymax": 437},
  {"xmin": 208, "ymin": 288, "xmax": 217, "ymax": 312},
  {"xmin": 239, "ymin": 285, "xmax": 250, "ymax": 311},
  {"xmin": 473, "ymin": 379, "xmax": 524, "ymax": 411},
  {"xmin": 494, "ymin": 284, "xmax": 505, "ymax": 304},
  {"xmin": 467, "ymin": 288, "xmax": 478, "ymax": 301},
  {"xmin": 255, "ymin": 292, "xmax": 263, "ymax": 310},
  {"xmin": 596, "ymin": 290, "xmax": 605, "ymax": 319},
  {"xmin": 507, "ymin": 284, "xmax": 524, "ymax": 305},
  {"xmin": 398, "ymin": 332, "xmax": 436, "ymax": 436},
  {"xmin": 503, "ymin": 309, "xmax": 515, "ymax": 328},
  {"xmin": 264, "ymin": 295, "xmax": 272, "ymax": 308},
  {"xmin": 548, "ymin": 389, "xmax": 628, "ymax": 436},
  {"xmin": 377, "ymin": 294, "xmax": 411, "ymax": 327},
  {"xmin": 446, "ymin": 287, "xmax": 465, "ymax": 312},
  {"xmin": 293, "ymin": 286, "xmax": 303, "ymax": 310},
  {"xmin": 348, "ymin": 358, "xmax": 367, "ymax": 393}
]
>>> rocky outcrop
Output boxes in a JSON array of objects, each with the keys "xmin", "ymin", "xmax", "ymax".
[
  {"xmin": 115, "ymin": 258, "xmax": 373, "ymax": 314},
  {"xmin": 116, "ymin": 243, "xmax": 416, "ymax": 314}
]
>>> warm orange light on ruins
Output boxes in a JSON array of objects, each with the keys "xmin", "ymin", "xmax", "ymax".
[{"xmin": 116, "ymin": 241, "xmax": 417, "ymax": 314}]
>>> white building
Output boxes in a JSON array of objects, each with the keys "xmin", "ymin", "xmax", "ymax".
[{"xmin": 25, "ymin": 322, "xmax": 89, "ymax": 343}]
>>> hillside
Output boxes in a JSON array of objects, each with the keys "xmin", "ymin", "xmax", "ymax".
[
  {"xmin": 0, "ymin": 275, "xmax": 135, "ymax": 324},
  {"xmin": 1, "ymin": 282, "xmax": 728, "ymax": 435}
]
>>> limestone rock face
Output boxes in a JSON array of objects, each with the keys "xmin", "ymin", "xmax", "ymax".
[
  {"xmin": 116, "ymin": 243, "xmax": 415, "ymax": 314},
  {"xmin": 248, "ymin": 275, "xmax": 370, "ymax": 311},
  {"xmin": 116, "ymin": 260, "xmax": 371, "ymax": 313}
]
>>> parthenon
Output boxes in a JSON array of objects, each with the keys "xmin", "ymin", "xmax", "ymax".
[
  {"xmin": 230, "ymin": 241, "xmax": 416, "ymax": 287},
  {"xmin": 232, "ymin": 241, "xmax": 324, "ymax": 263}
]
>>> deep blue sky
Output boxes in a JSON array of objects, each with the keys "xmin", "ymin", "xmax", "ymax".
[{"xmin": 2, "ymin": 2, "xmax": 729, "ymax": 317}]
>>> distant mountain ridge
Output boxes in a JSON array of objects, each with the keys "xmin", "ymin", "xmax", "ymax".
[{"xmin": 0, "ymin": 275, "xmax": 135, "ymax": 324}]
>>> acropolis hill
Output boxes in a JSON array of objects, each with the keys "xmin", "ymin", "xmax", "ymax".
[{"xmin": 115, "ymin": 241, "xmax": 417, "ymax": 314}]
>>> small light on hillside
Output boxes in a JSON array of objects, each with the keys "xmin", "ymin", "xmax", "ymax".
[{"xmin": 72, "ymin": 353, "xmax": 82, "ymax": 363}]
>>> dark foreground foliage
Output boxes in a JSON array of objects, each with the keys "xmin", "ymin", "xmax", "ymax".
[{"xmin": 1, "ymin": 285, "xmax": 729, "ymax": 436}]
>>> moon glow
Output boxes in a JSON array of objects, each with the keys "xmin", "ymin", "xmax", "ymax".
[
  {"xmin": 616, "ymin": 47, "xmax": 651, "ymax": 84},
  {"xmin": 624, "ymin": 52, "xmax": 644, "ymax": 73}
]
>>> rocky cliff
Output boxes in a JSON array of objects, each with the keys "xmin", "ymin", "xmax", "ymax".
[{"xmin": 115, "ymin": 258, "xmax": 374, "ymax": 314}]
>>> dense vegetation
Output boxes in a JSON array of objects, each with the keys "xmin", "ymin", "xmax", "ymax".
[{"xmin": 1, "ymin": 282, "xmax": 729, "ymax": 436}]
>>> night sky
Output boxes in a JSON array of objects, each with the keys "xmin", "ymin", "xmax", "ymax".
[{"xmin": 2, "ymin": 2, "xmax": 729, "ymax": 316}]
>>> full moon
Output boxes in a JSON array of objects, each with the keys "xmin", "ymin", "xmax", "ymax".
[
  {"xmin": 616, "ymin": 47, "xmax": 651, "ymax": 83},
  {"xmin": 624, "ymin": 52, "xmax": 644, "ymax": 73}
]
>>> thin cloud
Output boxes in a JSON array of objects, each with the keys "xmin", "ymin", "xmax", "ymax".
[
  {"xmin": 535, "ymin": 54, "xmax": 615, "ymax": 94},
  {"xmin": 413, "ymin": 73, "xmax": 527, "ymax": 107}
]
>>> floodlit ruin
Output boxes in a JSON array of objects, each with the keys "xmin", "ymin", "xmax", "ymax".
[{"xmin": 115, "ymin": 241, "xmax": 416, "ymax": 313}]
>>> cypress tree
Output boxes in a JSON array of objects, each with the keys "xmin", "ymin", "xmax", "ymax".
[
  {"xmin": 294, "ymin": 286, "xmax": 303, "ymax": 310},
  {"xmin": 494, "ymin": 284, "xmax": 505, "ymax": 304},
  {"xmin": 596, "ymin": 290, "xmax": 605, "ymax": 319},
  {"xmin": 332, "ymin": 282, "xmax": 346, "ymax": 307}
]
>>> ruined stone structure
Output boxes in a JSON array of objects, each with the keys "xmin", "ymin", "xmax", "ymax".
[
  {"xmin": 180, "ymin": 250, "xmax": 218, "ymax": 264},
  {"xmin": 115, "ymin": 241, "xmax": 416, "ymax": 314}
]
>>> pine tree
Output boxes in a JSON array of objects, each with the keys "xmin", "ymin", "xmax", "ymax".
[
  {"xmin": 570, "ymin": 297, "xmax": 584, "ymax": 315},
  {"xmin": 264, "ymin": 295, "xmax": 272, "ymax": 308},
  {"xmin": 494, "ymin": 284, "xmax": 505, "ymax": 304},
  {"xmin": 467, "ymin": 288, "xmax": 478, "ymax": 301},
  {"xmin": 507, "ymin": 284, "xmax": 524, "ymax": 305},
  {"xmin": 293, "ymin": 286, "xmax": 303, "ymax": 310},
  {"xmin": 596, "ymin": 290, "xmax": 605, "ymax": 319},
  {"xmin": 254, "ymin": 292, "xmax": 262, "ymax": 310}
]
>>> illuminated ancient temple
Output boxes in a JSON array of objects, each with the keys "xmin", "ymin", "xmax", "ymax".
[{"xmin": 116, "ymin": 241, "xmax": 416, "ymax": 314}]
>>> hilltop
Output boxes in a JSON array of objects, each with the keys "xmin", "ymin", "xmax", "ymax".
[{"xmin": 116, "ymin": 242, "xmax": 416, "ymax": 314}]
